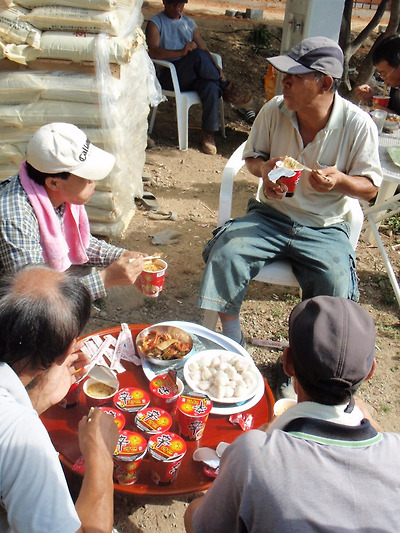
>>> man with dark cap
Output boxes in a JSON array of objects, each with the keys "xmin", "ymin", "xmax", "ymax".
[
  {"xmin": 185, "ymin": 296, "xmax": 400, "ymax": 533},
  {"xmin": 197, "ymin": 37, "xmax": 382, "ymax": 364},
  {"xmin": 146, "ymin": 0, "xmax": 250, "ymax": 155}
]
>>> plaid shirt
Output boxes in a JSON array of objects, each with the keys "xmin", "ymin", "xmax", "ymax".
[{"xmin": 0, "ymin": 174, "xmax": 125, "ymax": 300}]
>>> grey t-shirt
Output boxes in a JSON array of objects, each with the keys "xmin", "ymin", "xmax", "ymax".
[
  {"xmin": 149, "ymin": 12, "xmax": 196, "ymax": 61},
  {"xmin": 193, "ymin": 418, "xmax": 400, "ymax": 532}
]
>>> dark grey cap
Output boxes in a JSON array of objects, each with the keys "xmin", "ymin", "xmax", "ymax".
[
  {"xmin": 267, "ymin": 36, "xmax": 344, "ymax": 78},
  {"xmin": 289, "ymin": 296, "xmax": 375, "ymax": 395}
]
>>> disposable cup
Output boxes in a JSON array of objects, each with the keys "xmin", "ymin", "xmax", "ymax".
[
  {"xmin": 113, "ymin": 387, "xmax": 150, "ymax": 413},
  {"xmin": 273, "ymin": 398, "xmax": 297, "ymax": 417},
  {"xmin": 83, "ymin": 377, "xmax": 119, "ymax": 409},
  {"xmin": 99, "ymin": 406, "xmax": 126, "ymax": 430},
  {"xmin": 58, "ymin": 377, "xmax": 84, "ymax": 408},
  {"xmin": 135, "ymin": 406, "xmax": 173, "ymax": 438},
  {"xmin": 176, "ymin": 394, "xmax": 213, "ymax": 441},
  {"xmin": 141, "ymin": 259, "xmax": 168, "ymax": 298},
  {"xmin": 113, "ymin": 430, "xmax": 148, "ymax": 485},
  {"xmin": 147, "ymin": 432, "xmax": 187, "ymax": 485},
  {"xmin": 277, "ymin": 169, "xmax": 302, "ymax": 197},
  {"xmin": 371, "ymin": 109, "xmax": 387, "ymax": 135},
  {"xmin": 373, "ymin": 95, "xmax": 390, "ymax": 108},
  {"xmin": 149, "ymin": 374, "xmax": 184, "ymax": 415}
]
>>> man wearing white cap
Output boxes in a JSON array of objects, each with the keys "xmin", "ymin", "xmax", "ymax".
[
  {"xmin": 198, "ymin": 37, "xmax": 382, "ymax": 364},
  {"xmin": 0, "ymin": 122, "xmax": 146, "ymax": 300}
]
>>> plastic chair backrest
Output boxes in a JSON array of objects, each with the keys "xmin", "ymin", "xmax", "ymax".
[{"xmin": 149, "ymin": 53, "xmax": 225, "ymax": 151}]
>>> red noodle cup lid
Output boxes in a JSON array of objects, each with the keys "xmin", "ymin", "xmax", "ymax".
[
  {"xmin": 177, "ymin": 394, "xmax": 213, "ymax": 417},
  {"xmin": 149, "ymin": 373, "xmax": 179, "ymax": 399},
  {"xmin": 135, "ymin": 407, "xmax": 173, "ymax": 434},
  {"xmin": 113, "ymin": 387, "xmax": 150, "ymax": 413},
  {"xmin": 99, "ymin": 406, "xmax": 126, "ymax": 431},
  {"xmin": 114, "ymin": 430, "xmax": 147, "ymax": 458},
  {"xmin": 147, "ymin": 432, "xmax": 187, "ymax": 461}
]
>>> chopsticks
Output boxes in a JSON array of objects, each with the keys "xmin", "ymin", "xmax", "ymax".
[{"xmin": 129, "ymin": 255, "xmax": 160, "ymax": 263}]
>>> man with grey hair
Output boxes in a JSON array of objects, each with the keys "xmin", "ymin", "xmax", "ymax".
[
  {"xmin": 0, "ymin": 265, "xmax": 119, "ymax": 532},
  {"xmin": 197, "ymin": 37, "xmax": 382, "ymax": 385},
  {"xmin": 185, "ymin": 296, "xmax": 400, "ymax": 533}
]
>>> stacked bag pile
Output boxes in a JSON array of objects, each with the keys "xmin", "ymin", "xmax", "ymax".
[{"xmin": 0, "ymin": 0, "xmax": 162, "ymax": 237}]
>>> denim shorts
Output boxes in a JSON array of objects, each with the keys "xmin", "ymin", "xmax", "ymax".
[{"xmin": 197, "ymin": 199, "xmax": 358, "ymax": 315}]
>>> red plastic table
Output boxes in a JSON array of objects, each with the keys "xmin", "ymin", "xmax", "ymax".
[{"xmin": 41, "ymin": 324, "xmax": 275, "ymax": 496}]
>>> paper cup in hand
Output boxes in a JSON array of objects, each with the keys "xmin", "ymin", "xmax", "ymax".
[
  {"xmin": 141, "ymin": 259, "xmax": 168, "ymax": 298},
  {"xmin": 373, "ymin": 95, "xmax": 390, "ymax": 108},
  {"xmin": 268, "ymin": 165, "xmax": 302, "ymax": 197}
]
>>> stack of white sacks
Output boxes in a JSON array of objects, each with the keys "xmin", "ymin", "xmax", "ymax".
[{"xmin": 0, "ymin": 0, "xmax": 162, "ymax": 237}]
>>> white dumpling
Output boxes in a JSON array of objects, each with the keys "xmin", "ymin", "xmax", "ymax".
[
  {"xmin": 234, "ymin": 383, "xmax": 247, "ymax": 397},
  {"xmin": 211, "ymin": 356, "xmax": 221, "ymax": 369},
  {"xmin": 200, "ymin": 366, "xmax": 213, "ymax": 381},
  {"xmin": 241, "ymin": 370, "xmax": 256, "ymax": 388},
  {"xmin": 189, "ymin": 370, "xmax": 202, "ymax": 384},
  {"xmin": 188, "ymin": 362, "xmax": 200, "ymax": 373},
  {"xmin": 224, "ymin": 386, "xmax": 235, "ymax": 398},
  {"xmin": 234, "ymin": 358, "xmax": 248, "ymax": 372},
  {"xmin": 225, "ymin": 364, "xmax": 237, "ymax": 380},
  {"xmin": 198, "ymin": 380, "xmax": 211, "ymax": 391},
  {"xmin": 214, "ymin": 370, "xmax": 229, "ymax": 387},
  {"xmin": 209, "ymin": 385, "xmax": 220, "ymax": 398}
]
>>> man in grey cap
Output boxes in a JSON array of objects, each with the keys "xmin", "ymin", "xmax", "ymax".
[
  {"xmin": 185, "ymin": 296, "xmax": 400, "ymax": 533},
  {"xmin": 197, "ymin": 37, "xmax": 382, "ymax": 375}
]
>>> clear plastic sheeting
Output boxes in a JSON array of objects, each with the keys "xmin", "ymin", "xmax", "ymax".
[{"xmin": 0, "ymin": 0, "xmax": 163, "ymax": 238}]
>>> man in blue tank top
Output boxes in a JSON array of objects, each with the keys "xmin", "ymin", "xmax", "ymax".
[{"xmin": 146, "ymin": 0, "xmax": 250, "ymax": 155}]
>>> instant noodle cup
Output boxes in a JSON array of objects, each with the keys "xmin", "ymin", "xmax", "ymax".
[
  {"xmin": 113, "ymin": 430, "xmax": 147, "ymax": 485},
  {"xmin": 176, "ymin": 394, "xmax": 213, "ymax": 441},
  {"xmin": 141, "ymin": 259, "xmax": 168, "ymax": 298},
  {"xmin": 99, "ymin": 406, "xmax": 126, "ymax": 430},
  {"xmin": 373, "ymin": 95, "xmax": 390, "ymax": 108},
  {"xmin": 147, "ymin": 432, "xmax": 187, "ymax": 485},
  {"xmin": 135, "ymin": 406, "xmax": 173, "ymax": 438},
  {"xmin": 149, "ymin": 374, "xmax": 184, "ymax": 415},
  {"xmin": 277, "ymin": 169, "xmax": 302, "ymax": 197},
  {"xmin": 58, "ymin": 377, "xmax": 84, "ymax": 408},
  {"xmin": 83, "ymin": 377, "xmax": 119, "ymax": 409},
  {"xmin": 113, "ymin": 387, "xmax": 150, "ymax": 414}
]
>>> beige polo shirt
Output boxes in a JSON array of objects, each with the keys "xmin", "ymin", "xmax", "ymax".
[{"xmin": 243, "ymin": 94, "xmax": 382, "ymax": 227}]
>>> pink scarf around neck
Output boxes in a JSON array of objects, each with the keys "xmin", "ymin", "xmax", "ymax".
[{"xmin": 19, "ymin": 161, "xmax": 90, "ymax": 272}]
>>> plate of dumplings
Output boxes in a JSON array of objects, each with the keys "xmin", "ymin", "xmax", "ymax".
[{"xmin": 183, "ymin": 349, "xmax": 263, "ymax": 405}]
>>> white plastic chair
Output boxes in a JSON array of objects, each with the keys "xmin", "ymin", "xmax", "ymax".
[
  {"xmin": 202, "ymin": 141, "xmax": 365, "ymax": 330},
  {"xmin": 148, "ymin": 53, "xmax": 226, "ymax": 151}
]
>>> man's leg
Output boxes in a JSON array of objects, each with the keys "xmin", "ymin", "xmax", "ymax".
[
  {"xmin": 289, "ymin": 221, "xmax": 358, "ymax": 301},
  {"xmin": 198, "ymin": 202, "xmax": 294, "ymax": 340}
]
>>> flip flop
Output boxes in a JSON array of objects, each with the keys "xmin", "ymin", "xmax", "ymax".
[
  {"xmin": 148, "ymin": 210, "xmax": 178, "ymax": 221},
  {"xmin": 135, "ymin": 192, "xmax": 159, "ymax": 211}
]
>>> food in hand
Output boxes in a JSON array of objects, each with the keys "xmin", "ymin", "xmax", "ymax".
[{"xmin": 282, "ymin": 156, "xmax": 303, "ymax": 170}]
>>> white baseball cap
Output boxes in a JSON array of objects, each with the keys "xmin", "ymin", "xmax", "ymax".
[{"xmin": 26, "ymin": 122, "xmax": 115, "ymax": 181}]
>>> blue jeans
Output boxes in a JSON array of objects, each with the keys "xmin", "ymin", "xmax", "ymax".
[
  {"xmin": 197, "ymin": 199, "xmax": 359, "ymax": 315},
  {"xmin": 157, "ymin": 49, "xmax": 227, "ymax": 132}
]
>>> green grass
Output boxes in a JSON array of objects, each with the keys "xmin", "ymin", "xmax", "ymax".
[{"xmin": 249, "ymin": 25, "xmax": 271, "ymax": 54}]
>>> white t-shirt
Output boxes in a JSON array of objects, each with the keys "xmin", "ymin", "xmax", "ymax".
[
  {"xmin": 243, "ymin": 94, "xmax": 383, "ymax": 227},
  {"xmin": 0, "ymin": 363, "xmax": 81, "ymax": 533}
]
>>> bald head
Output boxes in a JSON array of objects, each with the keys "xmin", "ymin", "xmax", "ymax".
[{"xmin": 0, "ymin": 265, "xmax": 91, "ymax": 370}]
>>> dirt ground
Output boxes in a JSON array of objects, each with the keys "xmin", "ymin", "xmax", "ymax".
[{"xmin": 81, "ymin": 2, "xmax": 400, "ymax": 531}]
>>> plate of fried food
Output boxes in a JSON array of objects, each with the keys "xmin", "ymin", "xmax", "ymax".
[{"xmin": 135, "ymin": 324, "xmax": 194, "ymax": 367}]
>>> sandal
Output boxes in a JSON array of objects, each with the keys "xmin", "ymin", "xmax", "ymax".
[
  {"xmin": 148, "ymin": 210, "xmax": 178, "ymax": 221},
  {"xmin": 134, "ymin": 192, "xmax": 159, "ymax": 211}
]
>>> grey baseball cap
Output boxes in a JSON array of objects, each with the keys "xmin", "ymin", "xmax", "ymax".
[
  {"xmin": 289, "ymin": 296, "xmax": 375, "ymax": 396},
  {"xmin": 267, "ymin": 36, "xmax": 344, "ymax": 79}
]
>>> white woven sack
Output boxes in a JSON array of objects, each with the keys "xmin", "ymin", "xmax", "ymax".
[
  {"xmin": 22, "ymin": 6, "xmax": 127, "ymax": 36},
  {"xmin": 0, "ymin": 5, "xmax": 41, "ymax": 48}
]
